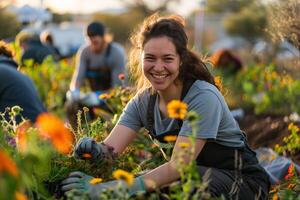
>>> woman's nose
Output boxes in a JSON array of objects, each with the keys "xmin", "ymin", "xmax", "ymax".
[{"xmin": 153, "ymin": 60, "xmax": 164, "ymax": 71}]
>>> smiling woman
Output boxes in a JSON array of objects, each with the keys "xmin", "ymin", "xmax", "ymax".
[{"xmin": 61, "ymin": 13, "xmax": 270, "ymax": 200}]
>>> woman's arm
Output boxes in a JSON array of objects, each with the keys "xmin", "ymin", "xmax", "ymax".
[
  {"xmin": 103, "ymin": 124, "xmax": 138, "ymax": 154},
  {"xmin": 141, "ymin": 136, "xmax": 206, "ymax": 191}
]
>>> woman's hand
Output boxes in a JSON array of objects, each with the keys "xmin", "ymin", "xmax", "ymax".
[
  {"xmin": 61, "ymin": 171, "xmax": 146, "ymax": 199},
  {"xmin": 74, "ymin": 137, "xmax": 106, "ymax": 161}
]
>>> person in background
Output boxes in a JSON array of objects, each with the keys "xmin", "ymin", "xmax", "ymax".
[
  {"xmin": 0, "ymin": 40, "xmax": 46, "ymax": 123},
  {"xmin": 65, "ymin": 21, "xmax": 126, "ymax": 128},
  {"xmin": 16, "ymin": 30, "xmax": 56, "ymax": 66},
  {"xmin": 61, "ymin": 14, "xmax": 270, "ymax": 199},
  {"xmin": 40, "ymin": 30, "xmax": 61, "ymax": 61},
  {"xmin": 210, "ymin": 48, "xmax": 243, "ymax": 75}
]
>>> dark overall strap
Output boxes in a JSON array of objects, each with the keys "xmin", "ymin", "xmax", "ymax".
[
  {"xmin": 86, "ymin": 43, "xmax": 112, "ymax": 91},
  {"xmin": 146, "ymin": 79, "xmax": 196, "ymax": 142}
]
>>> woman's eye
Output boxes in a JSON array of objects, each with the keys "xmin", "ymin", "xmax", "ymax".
[
  {"xmin": 164, "ymin": 58, "xmax": 173, "ymax": 63},
  {"xmin": 145, "ymin": 57, "xmax": 155, "ymax": 61}
]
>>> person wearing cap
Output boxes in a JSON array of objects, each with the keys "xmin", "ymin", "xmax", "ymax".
[
  {"xmin": 16, "ymin": 30, "xmax": 56, "ymax": 66},
  {"xmin": 65, "ymin": 21, "xmax": 126, "ymax": 128},
  {"xmin": 0, "ymin": 40, "xmax": 46, "ymax": 123}
]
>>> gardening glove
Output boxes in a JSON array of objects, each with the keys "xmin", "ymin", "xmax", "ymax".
[
  {"xmin": 74, "ymin": 137, "xmax": 110, "ymax": 161},
  {"xmin": 66, "ymin": 88, "xmax": 81, "ymax": 102},
  {"xmin": 61, "ymin": 171, "xmax": 146, "ymax": 199},
  {"xmin": 80, "ymin": 91, "xmax": 105, "ymax": 107}
]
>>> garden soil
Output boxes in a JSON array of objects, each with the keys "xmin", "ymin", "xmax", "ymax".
[{"xmin": 238, "ymin": 113, "xmax": 300, "ymax": 165}]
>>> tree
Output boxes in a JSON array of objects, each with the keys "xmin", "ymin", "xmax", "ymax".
[
  {"xmin": 206, "ymin": 0, "xmax": 254, "ymax": 13},
  {"xmin": 267, "ymin": 0, "xmax": 300, "ymax": 49},
  {"xmin": 48, "ymin": 9, "xmax": 73, "ymax": 24},
  {"xmin": 223, "ymin": 3, "xmax": 267, "ymax": 43},
  {"xmin": 0, "ymin": 6, "xmax": 21, "ymax": 40},
  {"xmin": 92, "ymin": 9, "xmax": 144, "ymax": 45},
  {"xmin": 92, "ymin": 0, "xmax": 181, "ymax": 45},
  {"xmin": 121, "ymin": 0, "xmax": 180, "ymax": 17},
  {"xmin": 205, "ymin": 0, "xmax": 268, "ymax": 43}
]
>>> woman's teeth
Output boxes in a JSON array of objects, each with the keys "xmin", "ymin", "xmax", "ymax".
[{"xmin": 152, "ymin": 74, "xmax": 168, "ymax": 79}]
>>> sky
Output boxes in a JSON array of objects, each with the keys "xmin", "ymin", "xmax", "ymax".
[{"xmin": 11, "ymin": 0, "xmax": 201, "ymax": 16}]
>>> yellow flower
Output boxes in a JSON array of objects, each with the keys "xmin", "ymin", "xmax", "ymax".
[
  {"xmin": 214, "ymin": 76, "xmax": 223, "ymax": 91},
  {"xmin": 113, "ymin": 169, "xmax": 134, "ymax": 186},
  {"xmin": 288, "ymin": 123, "xmax": 299, "ymax": 132},
  {"xmin": 271, "ymin": 71, "xmax": 278, "ymax": 79},
  {"xmin": 99, "ymin": 93, "xmax": 111, "ymax": 100},
  {"xmin": 287, "ymin": 183, "xmax": 296, "ymax": 189},
  {"xmin": 167, "ymin": 100, "xmax": 187, "ymax": 120},
  {"xmin": 178, "ymin": 142, "xmax": 190, "ymax": 149},
  {"xmin": 89, "ymin": 178, "xmax": 103, "ymax": 185},
  {"xmin": 0, "ymin": 150, "xmax": 19, "ymax": 177},
  {"xmin": 36, "ymin": 113, "xmax": 75, "ymax": 155},
  {"xmin": 163, "ymin": 135, "xmax": 177, "ymax": 142},
  {"xmin": 15, "ymin": 192, "xmax": 28, "ymax": 200}
]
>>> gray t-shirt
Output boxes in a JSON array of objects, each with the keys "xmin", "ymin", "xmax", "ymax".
[
  {"xmin": 117, "ymin": 80, "xmax": 245, "ymax": 147},
  {"xmin": 72, "ymin": 42, "xmax": 126, "ymax": 88}
]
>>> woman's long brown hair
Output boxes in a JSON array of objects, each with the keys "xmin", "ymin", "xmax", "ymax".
[{"xmin": 128, "ymin": 13, "xmax": 218, "ymax": 94}]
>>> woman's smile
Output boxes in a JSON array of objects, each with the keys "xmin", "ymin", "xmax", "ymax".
[{"xmin": 142, "ymin": 36, "xmax": 180, "ymax": 92}]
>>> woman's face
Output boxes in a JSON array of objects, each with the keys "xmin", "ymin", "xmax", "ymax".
[{"xmin": 142, "ymin": 36, "xmax": 181, "ymax": 92}]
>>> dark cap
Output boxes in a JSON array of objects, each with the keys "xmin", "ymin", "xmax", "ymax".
[{"xmin": 87, "ymin": 22, "xmax": 105, "ymax": 37}]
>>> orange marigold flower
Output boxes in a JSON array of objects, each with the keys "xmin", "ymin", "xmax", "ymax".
[
  {"xmin": 0, "ymin": 150, "xmax": 19, "ymax": 177},
  {"xmin": 36, "ymin": 113, "xmax": 75, "ymax": 155},
  {"xmin": 113, "ymin": 169, "xmax": 134, "ymax": 186},
  {"xmin": 163, "ymin": 135, "xmax": 177, "ymax": 142},
  {"xmin": 288, "ymin": 164, "xmax": 295, "ymax": 175},
  {"xmin": 16, "ymin": 120, "xmax": 31, "ymax": 152},
  {"xmin": 89, "ymin": 178, "xmax": 103, "ymax": 185},
  {"xmin": 15, "ymin": 191, "xmax": 28, "ymax": 200},
  {"xmin": 272, "ymin": 194, "xmax": 278, "ymax": 200},
  {"xmin": 118, "ymin": 73, "xmax": 125, "ymax": 80},
  {"xmin": 82, "ymin": 153, "xmax": 92, "ymax": 158},
  {"xmin": 167, "ymin": 100, "xmax": 187, "ymax": 120}
]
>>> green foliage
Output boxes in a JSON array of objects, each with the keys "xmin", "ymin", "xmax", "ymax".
[
  {"xmin": 234, "ymin": 64, "xmax": 300, "ymax": 114},
  {"xmin": 205, "ymin": 0, "xmax": 267, "ymax": 43},
  {"xmin": 21, "ymin": 57, "xmax": 74, "ymax": 116},
  {"xmin": 223, "ymin": 3, "xmax": 267, "ymax": 42},
  {"xmin": 206, "ymin": 0, "xmax": 254, "ymax": 13},
  {"xmin": 275, "ymin": 123, "xmax": 300, "ymax": 155},
  {"xmin": 0, "ymin": 7, "xmax": 21, "ymax": 39}
]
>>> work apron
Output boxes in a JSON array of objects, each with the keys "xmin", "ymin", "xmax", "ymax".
[
  {"xmin": 85, "ymin": 43, "xmax": 112, "ymax": 91},
  {"xmin": 146, "ymin": 79, "xmax": 270, "ymax": 199}
]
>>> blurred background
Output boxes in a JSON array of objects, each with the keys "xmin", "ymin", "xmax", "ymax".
[{"xmin": 0, "ymin": 0, "xmax": 299, "ymax": 71}]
